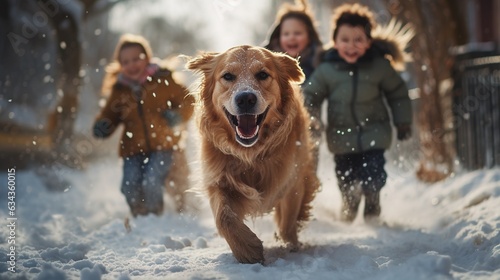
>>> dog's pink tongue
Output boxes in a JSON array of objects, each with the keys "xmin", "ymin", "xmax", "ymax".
[{"xmin": 237, "ymin": 115, "xmax": 257, "ymax": 137}]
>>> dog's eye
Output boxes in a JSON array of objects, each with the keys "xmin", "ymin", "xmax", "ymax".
[
  {"xmin": 256, "ymin": 71, "xmax": 269, "ymax": 80},
  {"xmin": 222, "ymin": 73, "xmax": 235, "ymax": 81}
]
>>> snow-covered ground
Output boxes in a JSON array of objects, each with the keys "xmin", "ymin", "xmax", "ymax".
[
  {"xmin": 0, "ymin": 131, "xmax": 499, "ymax": 280},
  {"xmin": 2, "ymin": 0, "xmax": 498, "ymax": 279}
]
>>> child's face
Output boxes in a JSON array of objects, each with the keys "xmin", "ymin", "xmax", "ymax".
[
  {"xmin": 119, "ymin": 45, "xmax": 149, "ymax": 81},
  {"xmin": 280, "ymin": 18, "xmax": 309, "ymax": 57},
  {"xmin": 334, "ymin": 25, "xmax": 371, "ymax": 64}
]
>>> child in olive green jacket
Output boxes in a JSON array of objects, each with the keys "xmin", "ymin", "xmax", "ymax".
[{"xmin": 303, "ymin": 3, "xmax": 413, "ymax": 222}]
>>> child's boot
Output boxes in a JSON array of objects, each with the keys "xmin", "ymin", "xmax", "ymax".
[
  {"xmin": 363, "ymin": 188, "xmax": 381, "ymax": 219},
  {"xmin": 339, "ymin": 181, "xmax": 362, "ymax": 222},
  {"xmin": 150, "ymin": 200, "xmax": 164, "ymax": 216},
  {"xmin": 129, "ymin": 198, "xmax": 148, "ymax": 217}
]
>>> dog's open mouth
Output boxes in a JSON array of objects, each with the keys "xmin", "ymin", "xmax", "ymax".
[{"xmin": 224, "ymin": 107, "xmax": 269, "ymax": 147}]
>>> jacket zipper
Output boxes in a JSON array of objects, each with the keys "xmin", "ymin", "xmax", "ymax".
[
  {"xmin": 136, "ymin": 91, "xmax": 152, "ymax": 153},
  {"xmin": 350, "ymin": 67, "xmax": 363, "ymax": 151}
]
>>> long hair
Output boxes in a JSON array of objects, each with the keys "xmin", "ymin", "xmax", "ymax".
[
  {"xmin": 101, "ymin": 33, "xmax": 154, "ymax": 96},
  {"xmin": 264, "ymin": 0, "xmax": 323, "ymax": 79},
  {"xmin": 265, "ymin": 0, "xmax": 322, "ymax": 52}
]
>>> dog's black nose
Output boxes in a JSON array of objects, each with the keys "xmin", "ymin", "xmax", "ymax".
[{"xmin": 235, "ymin": 92, "xmax": 257, "ymax": 111}]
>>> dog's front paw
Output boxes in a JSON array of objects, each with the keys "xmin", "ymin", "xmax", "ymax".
[
  {"xmin": 286, "ymin": 241, "xmax": 301, "ymax": 252},
  {"xmin": 230, "ymin": 234, "xmax": 264, "ymax": 264}
]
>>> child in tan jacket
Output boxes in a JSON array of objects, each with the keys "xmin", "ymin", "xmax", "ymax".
[{"xmin": 93, "ymin": 34, "xmax": 194, "ymax": 217}]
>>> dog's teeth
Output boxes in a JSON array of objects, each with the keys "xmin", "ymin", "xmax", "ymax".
[{"xmin": 236, "ymin": 125, "xmax": 259, "ymax": 139}]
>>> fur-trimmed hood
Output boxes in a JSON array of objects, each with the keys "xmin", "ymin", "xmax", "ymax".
[{"xmin": 371, "ymin": 19, "xmax": 414, "ymax": 71}]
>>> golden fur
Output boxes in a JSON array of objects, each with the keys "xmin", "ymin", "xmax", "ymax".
[{"xmin": 187, "ymin": 45, "xmax": 320, "ymax": 264}]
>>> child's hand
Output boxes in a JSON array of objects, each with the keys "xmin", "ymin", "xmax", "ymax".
[
  {"xmin": 396, "ymin": 124, "xmax": 412, "ymax": 141},
  {"xmin": 163, "ymin": 110, "xmax": 182, "ymax": 126},
  {"xmin": 93, "ymin": 119, "xmax": 114, "ymax": 138}
]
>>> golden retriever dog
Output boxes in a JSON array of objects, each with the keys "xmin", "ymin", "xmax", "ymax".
[{"xmin": 187, "ymin": 45, "xmax": 320, "ymax": 264}]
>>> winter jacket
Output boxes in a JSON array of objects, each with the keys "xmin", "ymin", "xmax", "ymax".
[
  {"xmin": 303, "ymin": 47, "xmax": 412, "ymax": 155},
  {"xmin": 93, "ymin": 68, "xmax": 194, "ymax": 157}
]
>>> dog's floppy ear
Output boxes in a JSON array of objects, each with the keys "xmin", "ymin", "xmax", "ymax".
[
  {"xmin": 275, "ymin": 54, "xmax": 305, "ymax": 84},
  {"xmin": 186, "ymin": 52, "xmax": 219, "ymax": 75}
]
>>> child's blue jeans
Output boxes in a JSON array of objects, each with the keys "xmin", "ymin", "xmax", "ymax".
[{"xmin": 121, "ymin": 150, "xmax": 173, "ymax": 212}]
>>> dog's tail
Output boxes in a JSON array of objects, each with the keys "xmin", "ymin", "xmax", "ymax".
[{"xmin": 372, "ymin": 18, "xmax": 414, "ymax": 71}]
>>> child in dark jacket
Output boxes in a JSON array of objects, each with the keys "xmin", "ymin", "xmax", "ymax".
[
  {"xmin": 93, "ymin": 34, "xmax": 194, "ymax": 217},
  {"xmin": 303, "ymin": 3, "xmax": 414, "ymax": 222},
  {"xmin": 264, "ymin": 0, "xmax": 323, "ymax": 171}
]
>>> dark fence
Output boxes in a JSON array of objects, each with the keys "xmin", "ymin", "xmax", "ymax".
[{"xmin": 453, "ymin": 52, "xmax": 500, "ymax": 170}]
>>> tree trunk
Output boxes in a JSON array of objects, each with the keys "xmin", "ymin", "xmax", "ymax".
[{"xmin": 396, "ymin": 0, "xmax": 457, "ymax": 182}]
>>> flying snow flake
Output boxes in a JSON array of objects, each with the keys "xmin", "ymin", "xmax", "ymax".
[
  {"xmin": 151, "ymin": 132, "xmax": 157, "ymax": 138},
  {"xmin": 94, "ymin": 28, "xmax": 101, "ymax": 36},
  {"xmin": 164, "ymin": 80, "xmax": 169, "ymax": 86},
  {"xmin": 33, "ymin": 141, "xmax": 37, "ymax": 146},
  {"xmin": 143, "ymin": 157, "xmax": 149, "ymax": 164},
  {"xmin": 431, "ymin": 197, "xmax": 440, "ymax": 206},
  {"xmin": 147, "ymin": 76, "xmax": 153, "ymax": 82},
  {"xmin": 295, "ymin": 141, "xmax": 302, "ymax": 146},
  {"xmin": 157, "ymin": 79, "xmax": 161, "ymax": 83},
  {"xmin": 99, "ymin": 58, "xmax": 107, "ymax": 66},
  {"xmin": 150, "ymin": 124, "xmax": 154, "ymax": 128},
  {"xmin": 166, "ymin": 136, "xmax": 173, "ymax": 142},
  {"xmin": 45, "ymin": 63, "xmax": 51, "ymax": 70},
  {"xmin": 43, "ymin": 75, "xmax": 52, "ymax": 83},
  {"xmin": 370, "ymin": 140, "xmax": 375, "ymax": 147},
  {"xmin": 153, "ymin": 92, "xmax": 156, "ymax": 97},
  {"xmin": 126, "ymin": 132, "xmax": 133, "ymax": 138},
  {"xmin": 167, "ymin": 101, "xmax": 172, "ymax": 108},
  {"xmin": 60, "ymin": 41, "xmax": 67, "ymax": 49},
  {"xmin": 57, "ymin": 106, "xmax": 63, "ymax": 113}
]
